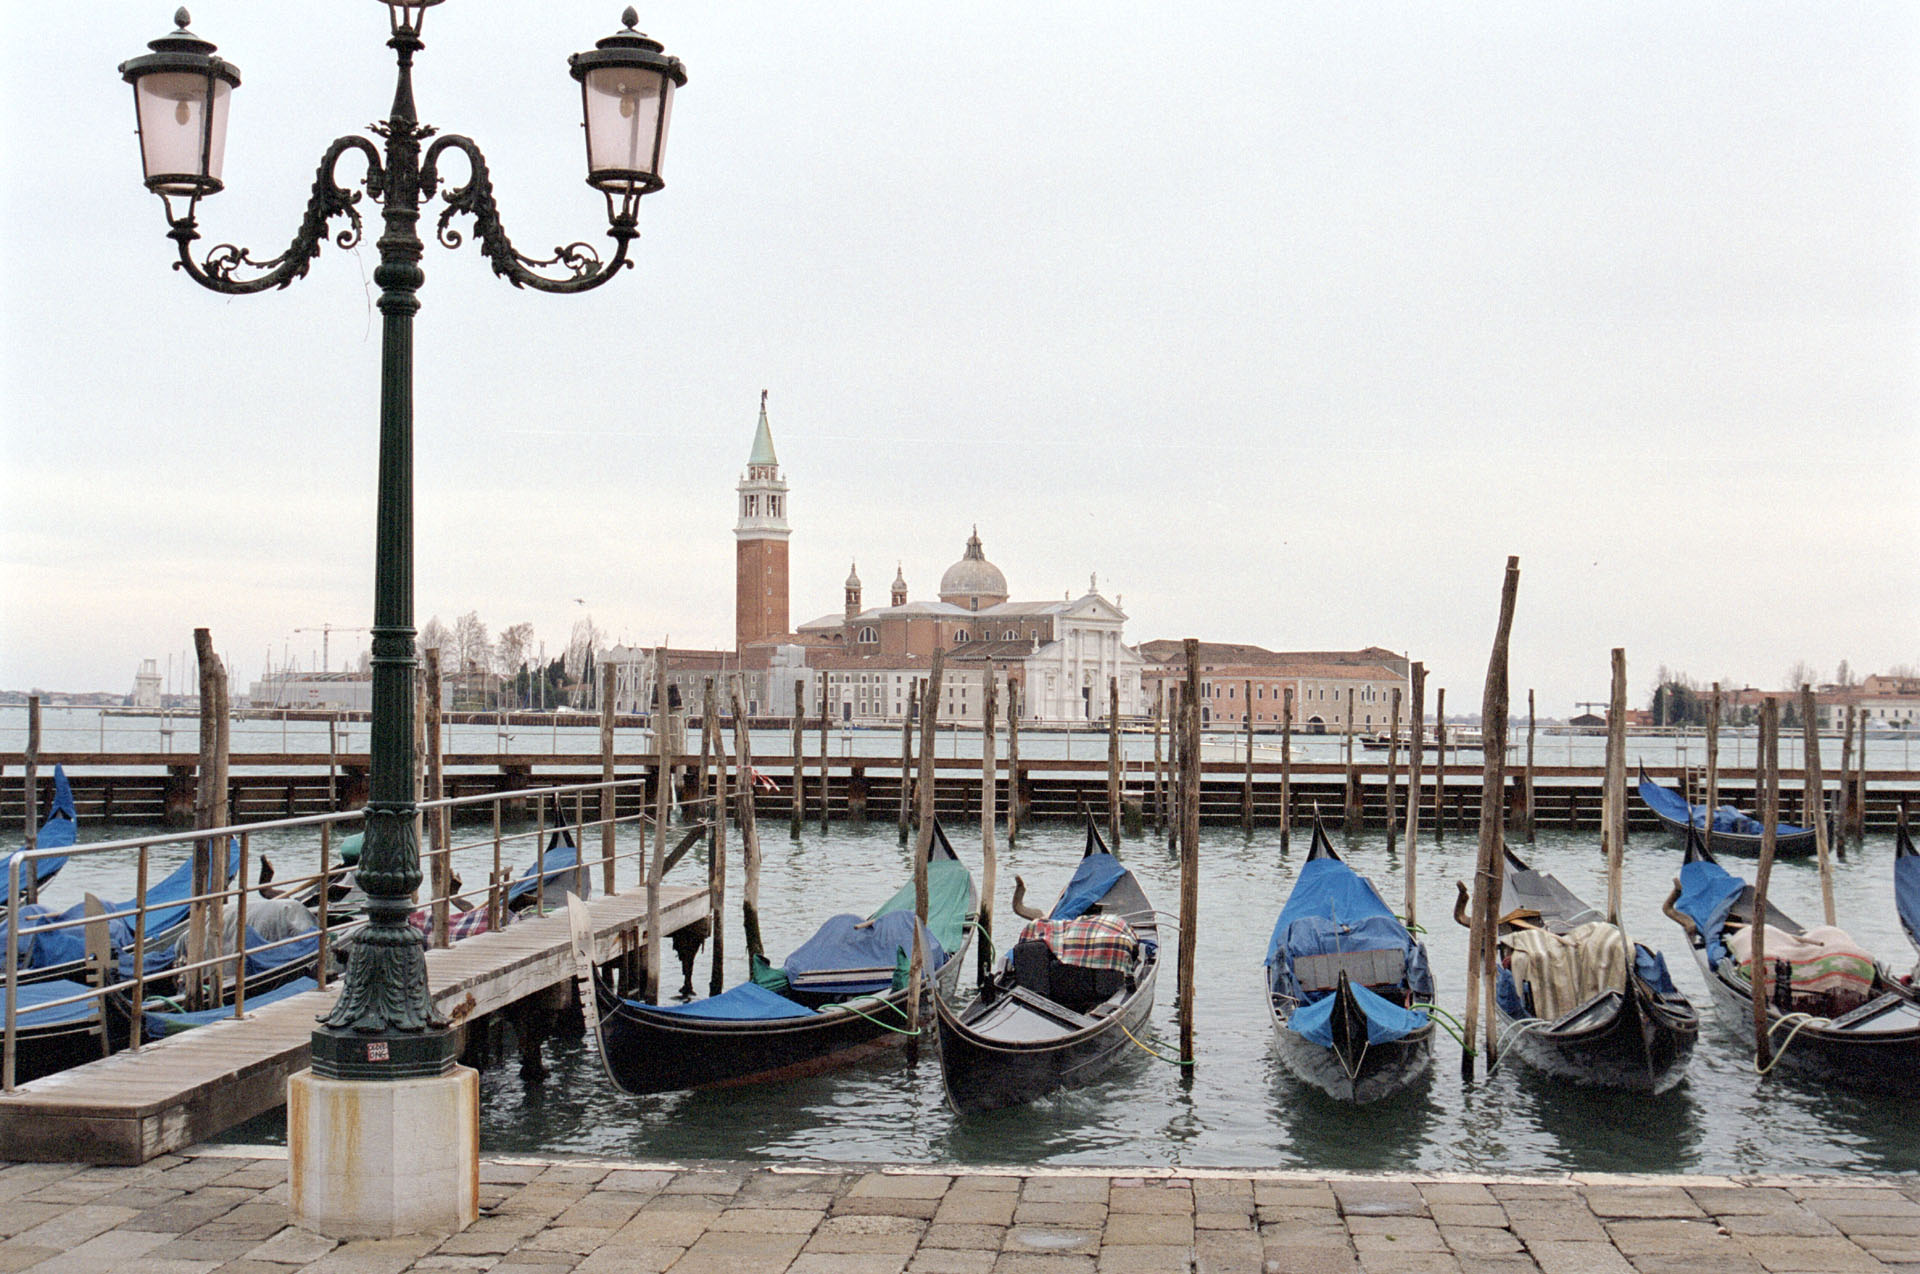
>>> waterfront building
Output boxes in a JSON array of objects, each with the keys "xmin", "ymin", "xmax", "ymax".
[
  {"xmin": 131, "ymin": 659, "xmax": 163, "ymax": 709},
  {"xmin": 1137, "ymin": 642, "xmax": 1410, "ymax": 732}
]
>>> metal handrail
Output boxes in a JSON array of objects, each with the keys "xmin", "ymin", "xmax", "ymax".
[{"xmin": 4, "ymin": 770, "xmax": 715, "ymax": 1089}]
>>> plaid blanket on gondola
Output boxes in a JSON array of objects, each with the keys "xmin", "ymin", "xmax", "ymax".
[
  {"xmin": 407, "ymin": 906, "xmax": 503, "ymax": 943},
  {"xmin": 1018, "ymin": 915, "xmax": 1137, "ymax": 971}
]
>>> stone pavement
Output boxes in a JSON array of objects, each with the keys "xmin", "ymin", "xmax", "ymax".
[{"xmin": 3, "ymin": 1149, "xmax": 1919, "ymax": 1274}]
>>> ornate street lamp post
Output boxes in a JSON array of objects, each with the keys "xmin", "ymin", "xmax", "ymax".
[{"xmin": 119, "ymin": 2, "xmax": 683, "ymax": 1236}]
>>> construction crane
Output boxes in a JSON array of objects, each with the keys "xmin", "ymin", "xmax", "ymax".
[{"xmin": 295, "ymin": 624, "xmax": 371, "ymax": 674}]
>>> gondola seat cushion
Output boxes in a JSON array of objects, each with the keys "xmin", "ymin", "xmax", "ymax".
[
  {"xmin": 1727, "ymin": 924, "xmax": 1875, "ymax": 1013},
  {"xmin": 1018, "ymin": 916, "xmax": 1137, "ymax": 971}
]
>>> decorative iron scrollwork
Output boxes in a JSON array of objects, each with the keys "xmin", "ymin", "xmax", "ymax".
[
  {"xmin": 421, "ymin": 134, "xmax": 634, "ymax": 294},
  {"xmin": 173, "ymin": 135, "xmax": 385, "ymax": 295}
]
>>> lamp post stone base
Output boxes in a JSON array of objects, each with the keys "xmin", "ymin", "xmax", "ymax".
[{"xmin": 288, "ymin": 1065, "xmax": 479, "ymax": 1239}]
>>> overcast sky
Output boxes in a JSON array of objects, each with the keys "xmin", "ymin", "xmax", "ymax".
[{"xmin": 2, "ymin": 2, "xmax": 1915, "ymax": 714}]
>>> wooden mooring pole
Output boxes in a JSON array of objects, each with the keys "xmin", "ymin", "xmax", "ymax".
[
  {"xmin": 1752, "ymin": 697, "xmax": 1781, "ymax": 1071},
  {"xmin": 1836, "ymin": 705, "xmax": 1855, "ymax": 856},
  {"xmin": 1604, "ymin": 650, "xmax": 1627, "ymax": 924},
  {"xmin": 1525, "ymin": 689, "xmax": 1537, "ymax": 842},
  {"xmin": 1385, "ymin": 688, "xmax": 1402, "ymax": 853},
  {"xmin": 1108, "ymin": 676, "xmax": 1122, "ymax": 847},
  {"xmin": 1462, "ymin": 557, "xmax": 1519, "ymax": 1078},
  {"xmin": 1404, "ymin": 664, "xmax": 1425, "ymax": 927},
  {"xmin": 647, "ymin": 649, "xmax": 669, "ymax": 1002},
  {"xmin": 1433, "ymin": 688, "xmax": 1447, "ymax": 840},
  {"xmin": 1152, "ymin": 683, "xmax": 1166, "ymax": 835},
  {"xmin": 790, "ymin": 680, "xmax": 805, "ymax": 839},
  {"xmin": 728, "ymin": 677, "xmax": 764, "ymax": 964},
  {"xmin": 979, "ymin": 675, "xmax": 998, "ymax": 989},
  {"xmin": 21, "ymin": 696, "xmax": 37, "ymax": 904},
  {"xmin": 189, "ymin": 629, "xmax": 230, "ymax": 1013},
  {"xmin": 1343, "ymin": 688, "xmax": 1360, "ymax": 829},
  {"xmin": 819, "ymin": 671, "xmax": 830, "ymax": 835},
  {"xmin": 1802, "ymin": 684, "xmax": 1835, "ymax": 927},
  {"xmin": 1281, "ymin": 688, "xmax": 1293, "ymax": 853},
  {"xmin": 906, "ymin": 650, "xmax": 945, "ymax": 1046},
  {"xmin": 897, "ymin": 683, "xmax": 916, "ymax": 845},
  {"xmin": 1177, "ymin": 638, "xmax": 1201, "ymax": 1069},
  {"xmin": 1007, "ymin": 681, "xmax": 1022, "ymax": 845},
  {"xmin": 601, "ymin": 675, "xmax": 617, "ymax": 896},
  {"xmin": 1241, "ymin": 680, "xmax": 1254, "ymax": 832},
  {"xmin": 707, "ymin": 679, "xmax": 728, "ymax": 997},
  {"xmin": 1854, "ymin": 707, "xmax": 1869, "ymax": 844},
  {"xmin": 1705, "ymin": 684, "xmax": 1722, "ymax": 857}
]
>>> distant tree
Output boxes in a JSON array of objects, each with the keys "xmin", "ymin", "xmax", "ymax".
[
  {"xmin": 495, "ymin": 622, "xmax": 534, "ymax": 689},
  {"xmin": 1835, "ymin": 659, "xmax": 1855, "ymax": 687},
  {"xmin": 1784, "ymin": 660, "xmax": 1820, "ymax": 693},
  {"xmin": 1890, "ymin": 663, "xmax": 1919, "ymax": 681},
  {"xmin": 1648, "ymin": 670, "xmax": 1708, "ymax": 727},
  {"xmin": 451, "ymin": 612, "xmax": 490, "ymax": 675},
  {"xmin": 418, "ymin": 615, "xmax": 450, "ymax": 657}
]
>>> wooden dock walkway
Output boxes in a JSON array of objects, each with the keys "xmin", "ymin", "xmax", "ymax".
[{"xmin": 0, "ymin": 885, "xmax": 707, "ymax": 1166}]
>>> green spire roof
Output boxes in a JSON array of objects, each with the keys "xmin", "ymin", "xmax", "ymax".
[{"xmin": 748, "ymin": 390, "xmax": 779, "ymax": 467}]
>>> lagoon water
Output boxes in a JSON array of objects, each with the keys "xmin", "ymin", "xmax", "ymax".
[{"xmin": 101, "ymin": 816, "xmax": 1915, "ymax": 1175}]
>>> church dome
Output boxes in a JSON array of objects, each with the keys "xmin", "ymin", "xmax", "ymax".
[{"xmin": 939, "ymin": 528, "xmax": 1009, "ymax": 607}]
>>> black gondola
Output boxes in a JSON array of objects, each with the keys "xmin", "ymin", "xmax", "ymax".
[
  {"xmin": 1666, "ymin": 826, "xmax": 1920, "ymax": 1090},
  {"xmin": 1638, "ymin": 764, "xmax": 1817, "ymax": 857},
  {"xmin": 1471, "ymin": 844, "xmax": 1697, "ymax": 1093},
  {"xmin": 581, "ymin": 822, "xmax": 977, "ymax": 1095},
  {"xmin": 934, "ymin": 817, "xmax": 1159, "ymax": 1113},
  {"xmin": 1266, "ymin": 820, "xmax": 1435, "ymax": 1103},
  {"xmin": 1897, "ymin": 821, "xmax": 1920, "ymax": 963}
]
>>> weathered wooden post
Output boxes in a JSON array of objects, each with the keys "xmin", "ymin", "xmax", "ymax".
[
  {"xmin": 1752, "ymin": 698, "xmax": 1781, "ymax": 1070},
  {"xmin": 728, "ymin": 677, "xmax": 764, "ymax": 963},
  {"xmin": 1280, "ymin": 688, "xmax": 1293, "ymax": 853},
  {"xmin": 1108, "ymin": 675, "xmax": 1123, "ymax": 846},
  {"xmin": 1385, "ymin": 688, "xmax": 1402, "ymax": 853},
  {"xmin": 1343, "ymin": 687, "xmax": 1360, "ymax": 828},
  {"xmin": 1854, "ymin": 707, "xmax": 1870, "ymax": 844},
  {"xmin": 1433, "ymin": 688, "xmax": 1447, "ymax": 840},
  {"xmin": 1604, "ymin": 650, "xmax": 1628, "ymax": 924},
  {"xmin": 1525, "ymin": 689, "xmax": 1537, "ymax": 842},
  {"xmin": 1462, "ymin": 558, "xmax": 1519, "ymax": 1078},
  {"xmin": 1404, "ymin": 665, "xmax": 1425, "ymax": 926},
  {"xmin": 819, "ymin": 670, "xmax": 831, "ymax": 835},
  {"xmin": 979, "ymin": 675, "xmax": 998, "ymax": 989},
  {"xmin": 1177, "ymin": 639, "xmax": 1202, "ymax": 1067},
  {"xmin": 327, "ymin": 713, "xmax": 340, "ymax": 814},
  {"xmin": 1241, "ymin": 680, "xmax": 1255, "ymax": 832},
  {"xmin": 1007, "ymin": 681, "xmax": 1022, "ymax": 844},
  {"xmin": 790, "ymin": 679, "xmax": 806, "ymax": 838},
  {"xmin": 21, "ymin": 696, "xmax": 38, "ymax": 904},
  {"xmin": 188, "ymin": 628, "xmax": 230, "ymax": 1011},
  {"xmin": 1144, "ymin": 686, "xmax": 1159, "ymax": 836},
  {"xmin": 1835, "ymin": 705, "xmax": 1855, "ymax": 856},
  {"xmin": 906, "ymin": 651, "xmax": 945, "ymax": 1046},
  {"xmin": 647, "ymin": 651, "xmax": 670, "ymax": 1001},
  {"xmin": 1705, "ymin": 684, "xmax": 1722, "ymax": 855},
  {"xmin": 1167, "ymin": 685, "xmax": 1183, "ymax": 854},
  {"xmin": 1801, "ymin": 684, "xmax": 1835, "ymax": 927},
  {"xmin": 425, "ymin": 648, "xmax": 449, "ymax": 948},
  {"xmin": 707, "ymin": 679, "xmax": 728, "ymax": 996},
  {"xmin": 897, "ymin": 683, "xmax": 917, "ymax": 845},
  {"xmin": 601, "ymin": 675, "xmax": 618, "ymax": 896}
]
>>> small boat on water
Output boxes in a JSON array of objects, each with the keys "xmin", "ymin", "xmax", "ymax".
[
  {"xmin": 1359, "ymin": 732, "xmax": 1481, "ymax": 753},
  {"xmin": 1266, "ymin": 819, "xmax": 1435, "ymax": 1103},
  {"xmin": 583, "ymin": 821, "xmax": 976, "ymax": 1095},
  {"xmin": 1897, "ymin": 822, "xmax": 1920, "ymax": 964},
  {"xmin": 1463, "ymin": 845, "xmax": 1697, "ymax": 1093},
  {"xmin": 3, "ymin": 765, "xmax": 76, "ymax": 897},
  {"xmin": 1638, "ymin": 764, "xmax": 1817, "ymax": 857},
  {"xmin": 1666, "ymin": 827, "xmax": 1920, "ymax": 1089},
  {"xmin": 934, "ymin": 817, "xmax": 1159, "ymax": 1113}
]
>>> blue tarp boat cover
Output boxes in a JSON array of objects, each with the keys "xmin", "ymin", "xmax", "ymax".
[
  {"xmin": 504, "ymin": 836, "xmax": 591, "ymax": 907},
  {"xmin": 2, "ymin": 976, "xmax": 99, "ymax": 1028},
  {"xmin": 1676, "ymin": 857, "xmax": 1747, "ymax": 965},
  {"xmin": 1639, "ymin": 777, "xmax": 1799, "ymax": 837},
  {"xmin": 1635, "ymin": 944, "xmax": 1679, "ymax": 995},
  {"xmin": 1899, "ymin": 852, "xmax": 1920, "ymax": 953},
  {"xmin": 1288, "ymin": 977, "xmax": 1428, "ymax": 1048},
  {"xmin": 3, "ymin": 765, "xmax": 74, "ymax": 891},
  {"xmin": 142, "ymin": 976, "xmax": 320, "ymax": 1037},
  {"xmin": 644, "ymin": 981, "xmax": 819, "ymax": 1020},
  {"xmin": 1265, "ymin": 858, "xmax": 1400, "ymax": 968},
  {"xmin": 1050, "ymin": 853, "xmax": 1128, "ymax": 921},
  {"xmin": 783, "ymin": 910, "xmax": 942, "ymax": 994}
]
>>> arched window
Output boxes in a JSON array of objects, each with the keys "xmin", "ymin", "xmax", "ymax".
[
  {"xmin": 1004, "ymin": 629, "xmax": 1018, "ymax": 640},
  {"xmin": 857, "ymin": 626, "xmax": 878, "ymax": 644},
  {"xmin": 955, "ymin": 630, "xmax": 970, "ymax": 644}
]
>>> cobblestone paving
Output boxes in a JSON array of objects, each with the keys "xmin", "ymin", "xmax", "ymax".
[{"xmin": 3, "ymin": 1151, "xmax": 1919, "ymax": 1273}]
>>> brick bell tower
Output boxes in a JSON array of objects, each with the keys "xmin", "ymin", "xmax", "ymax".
[{"xmin": 735, "ymin": 391, "xmax": 790, "ymax": 650}]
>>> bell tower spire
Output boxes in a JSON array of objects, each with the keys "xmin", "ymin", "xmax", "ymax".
[{"xmin": 735, "ymin": 390, "xmax": 791, "ymax": 650}]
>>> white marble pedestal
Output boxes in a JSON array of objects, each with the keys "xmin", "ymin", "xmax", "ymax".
[{"xmin": 288, "ymin": 1065, "xmax": 479, "ymax": 1239}]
